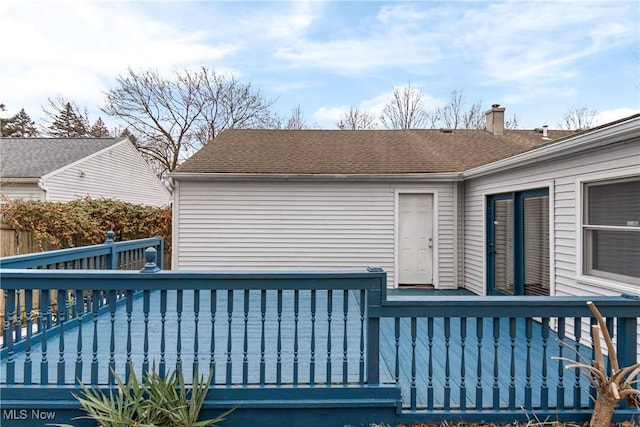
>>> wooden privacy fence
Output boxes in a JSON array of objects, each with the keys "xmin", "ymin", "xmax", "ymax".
[
  {"xmin": 0, "ymin": 232, "xmax": 163, "ymax": 334},
  {"xmin": 1, "ymin": 258, "xmax": 638, "ymax": 426},
  {"xmin": 0, "ymin": 225, "xmax": 49, "ymax": 258}
]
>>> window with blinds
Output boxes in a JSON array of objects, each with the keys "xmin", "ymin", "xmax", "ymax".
[{"xmin": 584, "ymin": 177, "xmax": 640, "ymax": 285}]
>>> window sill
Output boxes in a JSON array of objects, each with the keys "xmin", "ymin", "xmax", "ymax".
[{"xmin": 575, "ymin": 274, "xmax": 640, "ymax": 297}]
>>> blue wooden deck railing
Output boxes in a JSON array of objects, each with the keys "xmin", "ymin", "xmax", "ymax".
[
  {"xmin": 0, "ymin": 231, "xmax": 163, "ymax": 270},
  {"xmin": 1, "ymin": 250, "xmax": 638, "ymax": 426},
  {"xmin": 0, "ymin": 232, "xmax": 163, "ymax": 360}
]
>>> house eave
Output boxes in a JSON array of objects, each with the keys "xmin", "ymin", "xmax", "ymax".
[
  {"xmin": 0, "ymin": 177, "xmax": 40, "ymax": 183},
  {"xmin": 463, "ymin": 115, "xmax": 640, "ymax": 179},
  {"xmin": 169, "ymin": 172, "xmax": 463, "ymax": 182}
]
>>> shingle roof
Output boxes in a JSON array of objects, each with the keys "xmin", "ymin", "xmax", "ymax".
[
  {"xmin": 0, "ymin": 138, "xmax": 122, "ymax": 178},
  {"xmin": 174, "ymin": 128, "xmax": 576, "ymax": 175}
]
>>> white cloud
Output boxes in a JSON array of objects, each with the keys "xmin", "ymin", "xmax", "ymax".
[
  {"xmin": 266, "ymin": 1, "xmax": 318, "ymax": 40},
  {"xmin": 594, "ymin": 108, "xmax": 640, "ymax": 126},
  {"xmin": 313, "ymin": 106, "xmax": 347, "ymax": 125},
  {"xmin": 0, "ymin": 1, "xmax": 236, "ymax": 119},
  {"xmin": 459, "ymin": 2, "xmax": 638, "ymax": 87}
]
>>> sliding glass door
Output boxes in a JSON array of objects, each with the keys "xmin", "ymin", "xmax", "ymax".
[{"xmin": 487, "ymin": 189, "xmax": 549, "ymax": 296}]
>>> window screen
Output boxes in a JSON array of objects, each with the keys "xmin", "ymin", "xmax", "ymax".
[{"xmin": 584, "ymin": 177, "xmax": 640, "ymax": 284}]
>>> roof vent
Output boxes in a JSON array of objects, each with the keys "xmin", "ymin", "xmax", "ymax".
[
  {"xmin": 542, "ymin": 125, "xmax": 551, "ymax": 140},
  {"xmin": 440, "ymin": 128, "xmax": 453, "ymax": 133}
]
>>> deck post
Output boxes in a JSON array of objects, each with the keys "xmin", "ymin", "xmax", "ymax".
[
  {"xmin": 156, "ymin": 235, "xmax": 164, "ymax": 270},
  {"xmin": 104, "ymin": 230, "xmax": 117, "ymax": 270},
  {"xmin": 140, "ymin": 247, "xmax": 160, "ymax": 273},
  {"xmin": 366, "ymin": 267, "xmax": 385, "ymax": 386}
]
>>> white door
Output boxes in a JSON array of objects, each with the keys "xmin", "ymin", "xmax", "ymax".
[{"xmin": 398, "ymin": 194, "xmax": 433, "ymax": 285}]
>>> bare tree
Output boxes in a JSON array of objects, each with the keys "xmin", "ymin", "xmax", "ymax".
[
  {"xmin": 505, "ymin": 114, "xmax": 520, "ymax": 130},
  {"xmin": 285, "ymin": 105, "xmax": 307, "ymax": 130},
  {"xmin": 195, "ymin": 70, "xmax": 275, "ymax": 144},
  {"xmin": 559, "ymin": 105, "xmax": 598, "ymax": 130},
  {"xmin": 102, "ymin": 67, "xmax": 275, "ymax": 178},
  {"xmin": 434, "ymin": 90, "xmax": 484, "ymax": 130},
  {"xmin": 336, "ymin": 106, "xmax": 376, "ymax": 130},
  {"xmin": 380, "ymin": 83, "xmax": 429, "ymax": 129}
]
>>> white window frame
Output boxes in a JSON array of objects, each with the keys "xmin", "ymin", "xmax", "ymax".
[{"xmin": 576, "ymin": 171, "xmax": 640, "ymax": 292}]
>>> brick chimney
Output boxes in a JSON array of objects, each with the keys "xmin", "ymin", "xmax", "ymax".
[{"xmin": 485, "ymin": 104, "xmax": 505, "ymax": 135}]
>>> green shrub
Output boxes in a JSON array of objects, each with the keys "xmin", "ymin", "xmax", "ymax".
[
  {"xmin": 54, "ymin": 365, "xmax": 232, "ymax": 427},
  {"xmin": 0, "ymin": 197, "xmax": 171, "ymax": 252}
]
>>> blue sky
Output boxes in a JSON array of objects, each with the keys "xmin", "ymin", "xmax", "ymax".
[{"xmin": 1, "ymin": 0, "xmax": 638, "ymax": 130}]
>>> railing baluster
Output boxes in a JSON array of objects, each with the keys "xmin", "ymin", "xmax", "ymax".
[
  {"xmin": 25, "ymin": 290, "xmax": 33, "ymax": 385},
  {"xmin": 342, "ymin": 289, "xmax": 348, "ymax": 384},
  {"xmin": 326, "ymin": 289, "xmax": 332, "ymax": 385},
  {"xmin": 243, "ymin": 289, "xmax": 249, "ymax": 386},
  {"xmin": 427, "ymin": 316, "xmax": 434, "ymax": 410},
  {"xmin": 540, "ymin": 317, "xmax": 549, "ymax": 410},
  {"xmin": 15, "ymin": 291, "xmax": 22, "ymax": 342},
  {"xmin": 126, "ymin": 289, "xmax": 133, "ymax": 381},
  {"xmin": 573, "ymin": 316, "xmax": 582, "ymax": 408},
  {"xmin": 276, "ymin": 290, "xmax": 282, "ymax": 385},
  {"xmin": 588, "ymin": 317, "xmax": 597, "ymax": 409},
  {"xmin": 460, "ymin": 316, "xmax": 467, "ymax": 411},
  {"xmin": 310, "ymin": 289, "xmax": 316, "ymax": 386},
  {"xmin": 492, "ymin": 317, "xmax": 500, "ymax": 410},
  {"xmin": 293, "ymin": 289, "xmax": 299, "ymax": 386},
  {"xmin": 176, "ymin": 289, "xmax": 183, "ymax": 373},
  {"xmin": 359, "ymin": 289, "xmax": 365, "ymax": 385},
  {"xmin": 91, "ymin": 290, "xmax": 98, "ymax": 385},
  {"xmin": 108, "ymin": 290, "xmax": 116, "ymax": 385},
  {"xmin": 159, "ymin": 289, "xmax": 167, "ymax": 378},
  {"xmin": 475, "ymin": 317, "xmax": 483, "ymax": 410},
  {"xmin": 57, "ymin": 288, "xmax": 65, "ymax": 385},
  {"xmin": 226, "ymin": 289, "xmax": 233, "ymax": 386},
  {"xmin": 557, "ymin": 317, "xmax": 565, "ymax": 409},
  {"xmin": 394, "ymin": 318, "xmax": 400, "ymax": 385},
  {"xmin": 40, "ymin": 289, "xmax": 50, "ymax": 384},
  {"xmin": 143, "ymin": 290, "xmax": 150, "ymax": 377},
  {"xmin": 5, "ymin": 289, "xmax": 16, "ymax": 384},
  {"xmin": 525, "ymin": 317, "xmax": 532, "ymax": 409},
  {"xmin": 210, "ymin": 289, "xmax": 217, "ymax": 381},
  {"xmin": 444, "ymin": 317, "xmax": 451, "ymax": 411},
  {"xmin": 193, "ymin": 289, "xmax": 200, "ymax": 380},
  {"xmin": 260, "ymin": 290, "xmax": 266, "ymax": 386},
  {"xmin": 410, "ymin": 317, "xmax": 417, "ymax": 410},
  {"xmin": 509, "ymin": 317, "xmax": 516, "ymax": 410}
]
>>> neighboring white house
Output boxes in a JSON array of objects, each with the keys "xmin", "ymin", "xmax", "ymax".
[
  {"xmin": 170, "ymin": 107, "xmax": 639, "ymax": 300},
  {"xmin": 0, "ymin": 137, "xmax": 171, "ymax": 207}
]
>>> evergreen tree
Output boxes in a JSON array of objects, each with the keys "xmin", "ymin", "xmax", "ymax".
[
  {"xmin": 4, "ymin": 109, "xmax": 39, "ymax": 137},
  {"xmin": 0, "ymin": 103, "xmax": 12, "ymax": 137},
  {"xmin": 46, "ymin": 101, "xmax": 89, "ymax": 137},
  {"xmin": 89, "ymin": 117, "xmax": 110, "ymax": 137}
]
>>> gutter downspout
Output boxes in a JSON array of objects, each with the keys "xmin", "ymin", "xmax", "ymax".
[{"xmin": 37, "ymin": 178, "xmax": 49, "ymax": 201}]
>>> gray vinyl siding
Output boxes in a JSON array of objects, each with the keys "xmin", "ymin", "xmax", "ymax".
[
  {"xmin": 464, "ymin": 140, "xmax": 640, "ymax": 296},
  {"xmin": 174, "ymin": 180, "xmax": 457, "ymax": 288},
  {"xmin": 43, "ymin": 141, "xmax": 171, "ymax": 207},
  {"xmin": 463, "ymin": 140, "xmax": 640, "ymax": 355},
  {"xmin": 0, "ymin": 182, "xmax": 43, "ymax": 201}
]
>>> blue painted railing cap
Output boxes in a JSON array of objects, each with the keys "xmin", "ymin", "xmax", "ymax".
[
  {"xmin": 140, "ymin": 247, "xmax": 160, "ymax": 273},
  {"xmin": 367, "ymin": 266, "xmax": 384, "ymax": 273}
]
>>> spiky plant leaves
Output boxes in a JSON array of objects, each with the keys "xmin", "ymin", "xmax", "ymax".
[{"xmin": 52, "ymin": 363, "xmax": 231, "ymax": 427}]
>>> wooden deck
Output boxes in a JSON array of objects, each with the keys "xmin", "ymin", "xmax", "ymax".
[{"xmin": 2, "ymin": 287, "xmax": 595, "ymax": 409}]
